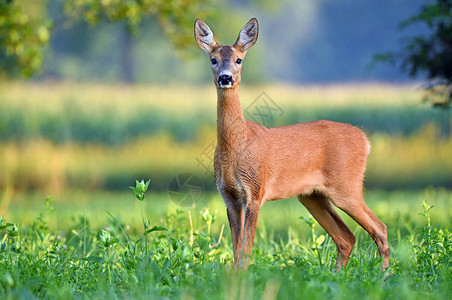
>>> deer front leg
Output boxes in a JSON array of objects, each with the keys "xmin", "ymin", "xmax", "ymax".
[
  {"xmin": 241, "ymin": 201, "xmax": 260, "ymax": 269},
  {"xmin": 226, "ymin": 204, "xmax": 244, "ymax": 269},
  {"xmin": 226, "ymin": 200, "xmax": 260, "ymax": 270}
]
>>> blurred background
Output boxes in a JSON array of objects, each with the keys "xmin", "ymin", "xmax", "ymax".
[
  {"xmin": 0, "ymin": 0, "xmax": 451, "ymax": 226},
  {"xmin": 0, "ymin": 0, "xmax": 430, "ymax": 83}
]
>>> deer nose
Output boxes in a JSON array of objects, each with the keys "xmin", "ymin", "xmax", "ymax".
[
  {"xmin": 218, "ymin": 74, "xmax": 234, "ymax": 87},
  {"xmin": 219, "ymin": 74, "xmax": 232, "ymax": 81}
]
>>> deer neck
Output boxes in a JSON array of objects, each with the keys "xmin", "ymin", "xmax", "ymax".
[{"xmin": 216, "ymin": 87, "xmax": 247, "ymax": 152}]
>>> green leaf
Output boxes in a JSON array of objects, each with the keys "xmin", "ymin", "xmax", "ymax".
[
  {"xmin": 316, "ymin": 235, "xmax": 325, "ymax": 246},
  {"xmin": 7, "ymin": 224, "xmax": 19, "ymax": 236},
  {"xmin": 130, "ymin": 179, "xmax": 151, "ymax": 201},
  {"xmin": 144, "ymin": 225, "xmax": 167, "ymax": 235},
  {"xmin": 0, "ymin": 223, "xmax": 14, "ymax": 231}
]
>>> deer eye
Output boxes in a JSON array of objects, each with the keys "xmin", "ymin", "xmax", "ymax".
[
  {"xmin": 211, "ymin": 58, "xmax": 217, "ymax": 65},
  {"xmin": 236, "ymin": 58, "xmax": 242, "ymax": 64}
]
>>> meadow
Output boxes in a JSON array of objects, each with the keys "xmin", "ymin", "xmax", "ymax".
[
  {"xmin": 0, "ymin": 186, "xmax": 451, "ymax": 299},
  {"xmin": 0, "ymin": 82, "xmax": 451, "ymax": 299}
]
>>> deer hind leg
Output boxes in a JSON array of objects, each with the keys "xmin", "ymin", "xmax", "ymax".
[
  {"xmin": 329, "ymin": 193, "xmax": 390, "ymax": 271},
  {"xmin": 298, "ymin": 193, "xmax": 356, "ymax": 271}
]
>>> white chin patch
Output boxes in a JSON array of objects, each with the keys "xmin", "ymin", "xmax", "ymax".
[{"xmin": 219, "ymin": 83, "xmax": 232, "ymax": 88}]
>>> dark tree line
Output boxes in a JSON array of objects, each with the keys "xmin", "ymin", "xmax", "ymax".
[{"xmin": 376, "ymin": 0, "xmax": 452, "ymax": 136}]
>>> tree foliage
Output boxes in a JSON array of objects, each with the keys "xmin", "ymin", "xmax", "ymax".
[
  {"xmin": 62, "ymin": 0, "xmax": 213, "ymax": 50},
  {"xmin": 0, "ymin": 0, "xmax": 213, "ymax": 77},
  {"xmin": 0, "ymin": 0, "xmax": 51, "ymax": 77}
]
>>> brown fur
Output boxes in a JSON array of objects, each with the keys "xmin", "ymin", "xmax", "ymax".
[{"xmin": 195, "ymin": 18, "xmax": 390, "ymax": 271}]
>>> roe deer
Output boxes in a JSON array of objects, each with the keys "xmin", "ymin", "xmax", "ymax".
[{"xmin": 194, "ymin": 18, "xmax": 390, "ymax": 271}]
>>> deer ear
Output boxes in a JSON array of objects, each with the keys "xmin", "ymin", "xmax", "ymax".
[
  {"xmin": 234, "ymin": 18, "xmax": 259, "ymax": 52},
  {"xmin": 194, "ymin": 19, "xmax": 218, "ymax": 54}
]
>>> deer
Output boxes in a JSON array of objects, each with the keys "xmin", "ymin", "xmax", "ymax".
[{"xmin": 194, "ymin": 18, "xmax": 390, "ymax": 271}]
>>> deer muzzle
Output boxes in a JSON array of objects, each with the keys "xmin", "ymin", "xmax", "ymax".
[{"xmin": 218, "ymin": 74, "xmax": 234, "ymax": 88}]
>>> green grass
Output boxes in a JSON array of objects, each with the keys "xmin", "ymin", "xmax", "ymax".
[{"xmin": 1, "ymin": 188, "xmax": 451, "ymax": 299}]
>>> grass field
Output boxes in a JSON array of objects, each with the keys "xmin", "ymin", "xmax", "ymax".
[{"xmin": 0, "ymin": 187, "xmax": 451, "ymax": 299}]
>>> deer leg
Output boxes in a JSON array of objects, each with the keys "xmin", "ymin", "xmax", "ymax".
[
  {"xmin": 298, "ymin": 193, "xmax": 356, "ymax": 271},
  {"xmin": 331, "ymin": 197, "xmax": 390, "ymax": 271},
  {"xmin": 226, "ymin": 204, "xmax": 245, "ymax": 269},
  {"xmin": 240, "ymin": 200, "xmax": 260, "ymax": 270},
  {"xmin": 226, "ymin": 200, "xmax": 260, "ymax": 270}
]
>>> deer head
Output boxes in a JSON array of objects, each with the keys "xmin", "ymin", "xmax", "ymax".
[{"xmin": 194, "ymin": 18, "xmax": 259, "ymax": 89}]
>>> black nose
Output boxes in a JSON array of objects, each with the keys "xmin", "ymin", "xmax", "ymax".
[
  {"xmin": 219, "ymin": 75, "xmax": 232, "ymax": 82},
  {"xmin": 218, "ymin": 74, "xmax": 233, "ymax": 86}
]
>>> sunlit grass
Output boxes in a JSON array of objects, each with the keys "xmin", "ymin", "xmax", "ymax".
[
  {"xmin": 0, "ymin": 125, "xmax": 450, "ymax": 192},
  {"xmin": 367, "ymin": 125, "xmax": 452, "ymax": 188},
  {"xmin": 0, "ymin": 81, "xmax": 422, "ymax": 114}
]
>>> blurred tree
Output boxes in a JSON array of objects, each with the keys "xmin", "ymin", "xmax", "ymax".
[
  {"xmin": 62, "ymin": 0, "xmax": 214, "ymax": 82},
  {"xmin": 374, "ymin": 0, "xmax": 452, "ymax": 137},
  {"xmin": 0, "ymin": 0, "xmax": 51, "ymax": 77},
  {"xmin": 0, "ymin": 0, "xmax": 213, "ymax": 80}
]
